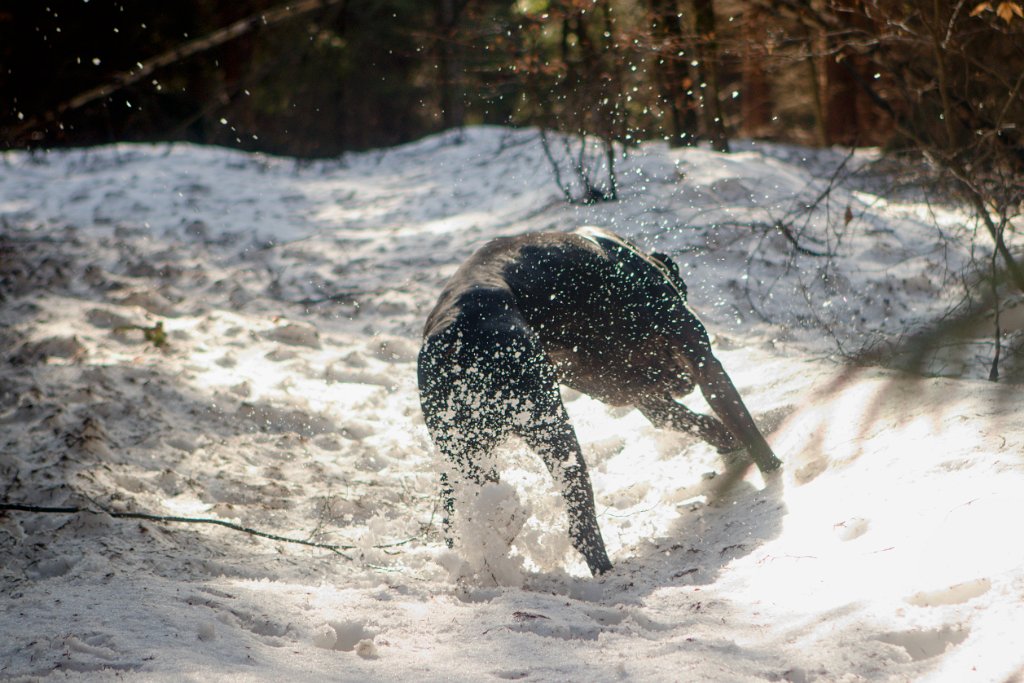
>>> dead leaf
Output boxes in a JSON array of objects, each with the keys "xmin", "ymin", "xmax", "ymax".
[
  {"xmin": 997, "ymin": 1, "xmax": 1024, "ymax": 21},
  {"xmin": 970, "ymin": 1, "xmax": 993, "ymax": 16}
]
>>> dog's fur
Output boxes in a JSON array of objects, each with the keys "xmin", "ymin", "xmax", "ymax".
[{"xmin": 418, "ymin": 227, "xmax": 780, "ymax": 575}]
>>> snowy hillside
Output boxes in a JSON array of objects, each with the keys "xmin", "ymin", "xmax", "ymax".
[{"xmin": 1, "ymin": 127, "xmax": 1022, "ymax": 681}]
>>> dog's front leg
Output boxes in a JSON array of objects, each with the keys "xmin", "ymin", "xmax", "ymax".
[{"xmin": 692, "ymin": 356, "xmax": 782, "ymax": 473}]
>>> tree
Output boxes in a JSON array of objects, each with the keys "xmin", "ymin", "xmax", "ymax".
[
  {"xmin": 647, "ymin": 0, "xmax": 699, "ymax": 146},
  {"xmin": 692, "ymin": 0, "xmax": 729, "ymax": 151},
  {"xmin": 740, "ymin": 5, "xmax": 773, "ymax": 138},
  {"xmin": 434, "ymin": 0, "xmax": 468, "ymax": 129}
]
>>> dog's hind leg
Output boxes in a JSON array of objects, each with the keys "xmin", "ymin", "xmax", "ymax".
[
  {"xmin": 514, "ymin": 381, "xmax": 613, "ymax": 576},
  {"xmin": 419, "ymin": 330, "xmax": 505, "ymax": 549},
  {"xmin": 521, "ymin": 417, "xmax": 612, "ymax": 575},
  {"xmin": 430, "ymin": 427, "xmax": 501, "ymax": 548}
]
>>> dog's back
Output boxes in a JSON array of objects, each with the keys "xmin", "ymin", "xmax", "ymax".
[{"xmin": 424, "ymin": 227, "xmax": 692, "ymax": 359}]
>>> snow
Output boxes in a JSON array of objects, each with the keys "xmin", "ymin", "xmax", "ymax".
[{"xmin": 2, "ymin": 126, "xmax": 1023, "ymax": 681}]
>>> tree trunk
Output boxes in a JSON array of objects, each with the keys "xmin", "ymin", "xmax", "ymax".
[
  {"xmin": 823, "ymin": 44, "xmax": 858, "ymax": 145},
  {"xmin": 805, "ymin": 24, "xmax": 828, "ymax": 146},
  {"xmin": 648, "ymin": 0, "xmax": 697, "ymax": 146},
  {"xmin": 692, "ymin": 0, "xmax": 728, "ymax": 152},
  {"xmin": 436, "ymin": 0, "xmax": 466, "ymax": 129},
  {"xmin": 740, "ymin": 5, "xmax": 772, "ymax": 138},
  {"xmin": 821, "ymin": 0, "xmax": 892, "ymax": 146}
]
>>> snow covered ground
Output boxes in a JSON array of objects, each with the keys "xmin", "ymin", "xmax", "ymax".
[{"xmin": 1, "ymin": 127, "xmax": 1022, "ymax": 681}]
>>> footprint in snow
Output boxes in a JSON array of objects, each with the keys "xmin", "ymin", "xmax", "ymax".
[
  {"xmin": 875, "ymin": 625, "xmax": 968, "ymax": 661},
  {"xmin": 905, "ymin": 577, "xmax": 991, "ymax": 607},
  {"xmin": 259, "ymin": 321, "xmax": 321, "ymax": 349}
]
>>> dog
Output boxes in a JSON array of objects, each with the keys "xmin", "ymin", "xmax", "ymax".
[{"xmin": 418, "ymin": 227, "xmax": 781, "ymax": 575}]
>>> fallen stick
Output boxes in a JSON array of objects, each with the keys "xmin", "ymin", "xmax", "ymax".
[{"xmin": 0, "ymin": 502, "xmax": 419, "ymax": 559}]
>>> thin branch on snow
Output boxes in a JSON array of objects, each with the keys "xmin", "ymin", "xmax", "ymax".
[{"xmin": 0, "ymin": 502, "xmax": 421, "ymax": 558}]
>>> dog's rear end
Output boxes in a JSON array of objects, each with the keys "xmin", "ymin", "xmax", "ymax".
[{"xmin": 418, "ymin": 241, "xmax": 612, "ymax": 574}]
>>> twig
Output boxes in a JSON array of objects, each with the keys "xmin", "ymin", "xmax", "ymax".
[
  {"xmin": 771, "ymin": 220, "xmax": 833, "ymax": 257},
  {"xmin": 0, "ymin": 502, "xmax": 420, "ymax": 558},
  {"xmin": 989, "ymin": 231, "xmax": 1002, "ymax": 382},
  {"xmin": 538, "ymin": 129, "xmax": 575, "ymax": 204},
  {"xmin": 715, "ymin": 219, "xmax": 832, "ymax": 257},
  {"xmin": 537, "ymin": 130, "xmax": 615, "ymax": 204}
]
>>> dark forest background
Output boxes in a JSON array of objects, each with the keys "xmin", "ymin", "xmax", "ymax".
[{"xmin": 3, "ymin": 1, "xmax": 1022, "ymax": 159}]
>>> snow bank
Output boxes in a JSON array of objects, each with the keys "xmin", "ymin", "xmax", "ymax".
[{"xmin": 1, "ymin": 127, "xmax": 1022, "ymax": 681}]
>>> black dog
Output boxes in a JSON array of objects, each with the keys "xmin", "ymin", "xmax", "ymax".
[{"xmin": 418, "ymin": 227, "xmax": 780, "ymax": 575}]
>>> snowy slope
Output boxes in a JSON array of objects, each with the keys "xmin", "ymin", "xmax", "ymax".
[{"xmin": 1, "ymin": 127, "xmax": 1022, "ymax": 681}]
